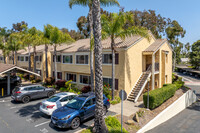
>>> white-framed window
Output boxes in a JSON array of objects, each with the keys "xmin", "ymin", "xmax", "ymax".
[
  {"xmin": 80, "ymin": 75, "xmax": 91, "ymax": 84},
  {"xmin": 102, "ymin": 54, "xmax": 112, "ymax": 64},
  {"xmin": 18, "ymin": 56, "xmax": 24, "ymax": 61},
  {"xmin": 35, "ymin": 55, "xmax": 42, "ymax": 62},
  {"xmin": 53, "ymin": 55, "xmax": 61, "ymax": 63},
  {"xmin": 103, "ymin": 77, "xmax": 112, "ymax": 87},
  {"xmin": 66, "ymin": 73, "xmax": 76, "ymax": 82},
  {"xmin": 103, "ymin": 77, "xmax": 119, "ymax": 90},
  {"xmin": 25, "ymin": 56, "xmax": 29, "ymax": 62},
  {"xmin": 76, "ymin": 55, "xmax": 88, "ymax": 64},
  {"xmin": 63, "ymin": 55, "xmax": 73, "ymax": 64}
]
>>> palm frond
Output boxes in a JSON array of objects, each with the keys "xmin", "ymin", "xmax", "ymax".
[
  {"xmin": 69, "ymin": 0, "xmax": 89, "ymax": 8},
  {"xmin": 100, "ymin": 0, "xmax": 120, "ymax": 7}
]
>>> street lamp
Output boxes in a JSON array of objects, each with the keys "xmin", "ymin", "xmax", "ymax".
[{"xmin": 147, "ymin": 77, "xmax": 151, "ymax": 110}]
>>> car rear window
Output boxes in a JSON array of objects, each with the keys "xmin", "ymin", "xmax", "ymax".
[
  {"xmin": 46, "ymin": 96, "xmax": 60, "ymax": 102},
  {"xmin": 13, "ymin": 87, "xmax": 20, "ymax": 92}
]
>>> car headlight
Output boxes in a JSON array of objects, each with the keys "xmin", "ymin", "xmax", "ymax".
[{"xmin": 61, "ymin": 115, "xmax": 71, "ymax": 120}]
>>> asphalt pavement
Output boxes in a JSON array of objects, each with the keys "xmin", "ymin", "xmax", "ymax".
[{"xmin": 0, "ymin": 97, "xmax": 116, "ymax": 133}]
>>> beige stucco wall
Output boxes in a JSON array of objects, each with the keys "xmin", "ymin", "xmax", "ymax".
[
  {"xmin": 159, "ymin": 42, "xmax": 173, "ymax": 87},
  {"xmin": 124, "ymin": 36, "xmax": 155, "ymax": 95}
]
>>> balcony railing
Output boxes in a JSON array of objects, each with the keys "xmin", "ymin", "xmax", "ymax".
[{"xmin": 146, "ymin": 63, "xmax": 159, "ymax": 72}]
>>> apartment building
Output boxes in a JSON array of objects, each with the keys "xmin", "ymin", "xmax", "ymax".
[{"xmin": 1, "ymin": 32, "xmax": 173, "ymax": 102}]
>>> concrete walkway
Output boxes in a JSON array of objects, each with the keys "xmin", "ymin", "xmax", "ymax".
[{"xmin": 108, "ymin": 100, "xmax": 143, "ymax": 117}]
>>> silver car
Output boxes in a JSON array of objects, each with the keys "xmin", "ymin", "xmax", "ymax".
[{"xmin": 11, "ymin": 84, "xmax": 56, "ymax": 103}]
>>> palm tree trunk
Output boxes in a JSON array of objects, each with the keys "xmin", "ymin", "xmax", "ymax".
[
  {"xmin": 93, "ymin": 0, "xmax": 108, "ymax": 132},
  {"xmin": 28, "ymin": 45, "xmax": 31, "ymax": 80},
  {"xmin": 15, "ymin": 50, "xmax": 17, "ymax": 65},
  {"xmin": 54, "ymin": 45, "xmax": 57, "ymax": 81},
  {"xmin": 12, "ymin": 51, "xmax": 14, "ymax": 65},
  {"xmin": 111, "ymin": 39, "xmax": 115, "ymax": 101},
  {"xmin": 15, "ymin": 44, "xmax": 17, "ymax": 65},
  {"xmin": 89, "ymin": 7, "xmax": 95, "ymax": 92},
  {"xmin": 28, "ymin": 45, "xmax": 31, "ymax": 71},
  {"xmin": 45, "ymin": 44, "xmax": 48, "ymax": 78},
  {"xmin": 33, "ymin": 46, "xmax": 36, "ymax": 73}
]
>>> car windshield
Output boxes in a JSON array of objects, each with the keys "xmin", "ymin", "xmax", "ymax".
[
  {"xmin": 65, "ymin": 98, "xmax": 84, "ymax": 110},
  {"xmin": 46, "ymin": 96, "xmax": 60, "ymax": 102}
]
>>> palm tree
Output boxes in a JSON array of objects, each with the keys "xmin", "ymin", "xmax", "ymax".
[
  {"xmin": 0, "ymin": 27, "xmax": 11, "ymax": 64},
  {"xmin": 69, "ymin": 0, "xmax": 119, "ymax": 91},
  {"xmin": 43, "ymin": 24, "xmax": 53, "ymax": 78},
  {"xmin": 31, "ymin": 28, "xmax": 43, "ymax": 74},
  {"xmin": 101, "ymin": 12, "xmax": 149, "ymax": 100},
  {"xmin": 92, "ymin": 0, "xmax": 107, "ymax": 132},
  {"xmin": 49, "ymin": 26, "xmax": 74, "ymax": 81},
  {"xmin": 7, "ymin": 32, "xmax": 23, "ymax": 65}
]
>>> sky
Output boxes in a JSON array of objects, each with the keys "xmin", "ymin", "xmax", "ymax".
[{"xmin": 0, "ymin": 0, "xmax": 200, "ymax": 45}]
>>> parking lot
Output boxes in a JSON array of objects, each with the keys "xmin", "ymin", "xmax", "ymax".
[{"xmin": 0, "ymin": 97, "xmax": 116, "ymax": 133}]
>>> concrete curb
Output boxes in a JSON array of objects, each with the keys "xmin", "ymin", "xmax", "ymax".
[{"xmin": 137, "ymin": 90, "xmax": 197, "ymax": 133}]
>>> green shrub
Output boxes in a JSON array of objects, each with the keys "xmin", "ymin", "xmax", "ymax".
[
  {"xmin": 103, "ymin": 85, "xmax": 111, "ymax": 100},
  {"xmin": 143, "ymin": 84, "xmax": 177, "ymax": 110},
  {"xmin": 105, "ymin": 116, "xmax": 128, "ymax": 133},
  {"xmin": 45, "ymin": 77, "xmax": 55, "ymax": 85},
  {"xmin": 60, "ymin": 87, "xmax": 69, "ymax": 92},
  {"xmin": 30, "ymin": 75, "xmax": 35, "ymax": 80},
  {"xmin": 81, "ymin": 116, "xmax": 128, "ymax": 133},
  {"xmin": 110, "ymin": 96, "xmax": 121, "ymax": 105}
]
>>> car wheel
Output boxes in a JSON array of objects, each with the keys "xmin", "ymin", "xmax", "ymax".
[
  {"xmin": 103, "ymin": 106, "xmax": 107, "ymax": 116},
  {"xmin": 71, "ymin": 117, "xmax": 80, "ymax": 129},
  {"xmin": 47, "ymin": 91, "xmax": 54, "ymax": 98},
  {"xmin": 22, "ymin": 96, "xmax": 30, "ymax": 103}
]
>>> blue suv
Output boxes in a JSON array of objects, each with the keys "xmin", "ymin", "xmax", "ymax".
[{"xmin": 51, "ymin": 92, "xmax": 110, "ymax": 129}]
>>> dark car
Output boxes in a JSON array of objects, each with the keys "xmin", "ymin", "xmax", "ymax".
[
  {"xmin": 11, "ymin": 85, "xmax": 56, "ymax": 103},
  {"xmin": 51, "ymin": 92, "xmax": 110, "ymax": 129},
  {"xmin": 0, "ymin": 75, "xmax": 21, "ymax": 85}
]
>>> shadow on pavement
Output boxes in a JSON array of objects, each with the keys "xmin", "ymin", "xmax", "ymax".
[{"xmin": 15, "ymin": 102, "xmax": 50, "ymax": 121}]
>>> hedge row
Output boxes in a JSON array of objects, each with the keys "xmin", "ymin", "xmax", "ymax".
[{"xmin": 143, "ymin": 83, "xmax": 181, "ymax": 110}]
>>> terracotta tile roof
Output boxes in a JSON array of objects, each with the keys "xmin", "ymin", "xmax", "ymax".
[
  {"xmin": 61, "ymin": 35, "xmax": 142, "ymax": 53},
  {"xmin": 0, "ymin": 63, "xmax": 15, "ymax": 73},
  {"xmin": 143, "ymin": 39, "xmax": 167, "ymax": 52}
]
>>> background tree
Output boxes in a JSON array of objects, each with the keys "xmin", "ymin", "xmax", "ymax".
[
  {"xmin": 166, "ymin": 20, "xmax": 186, "ymax": 64},
  {"xmin": 69, "ymin": 0, "xmax": 119, "ymax": 92},
  {"xmin": 61, "ymin": 28, "xmax": 84, "ymax": 40},
  {"xmin": 76, "ymin": 16, "xmax": 90, "ymax": 38},
  {"xmin": 190, "ymin": 40, "xmax": 200, "ymax": 69},
  {"xmin": 101, "ymin": 12, "xmax": 149, "ymax": 100},
  {"xmin": 92, "ymin": 0, "xmax": 107, "ymax": 132},
  {"xmin": 12, "ymin": 21, "xmax": 28, "ymax": 32}
]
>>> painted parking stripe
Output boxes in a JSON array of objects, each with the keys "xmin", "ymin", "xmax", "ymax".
[{"xmin": 35, "ymin": 120, "xmax": 51, "ymax": 127}]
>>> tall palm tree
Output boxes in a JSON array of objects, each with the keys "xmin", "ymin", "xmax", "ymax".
[
  {"xmin": 43, "ymin": 24, "xmax": 53, "ymax": 78},
  {"xmin": 7, "ymin": 32, "xmax": 23, "ymax": 65},
  {"xmin": 0, "ymin": 27, "xmax": 11, "ymax": 64},
  {"xmin": 31, "ymin": 28, "xmax": 43, "ymax": 74},
  {"xmin": 101, "ymin": 12, "xmax": 149, "ymax": 100},
  {"xmin": 92, "ymin": 0, "xmax": 107, "ymax": 132},
  {"xmin": 69, "ymin": 0, "xmax": 119, "ymax": 91},
  {"xmin": 49, "ymin": 26, "xmax": 74, "ymax": 81}
]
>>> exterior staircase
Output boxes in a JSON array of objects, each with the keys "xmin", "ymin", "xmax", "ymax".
[{"xmin": 127, "ymin": 66, "xmax": 152, "ymax": 102}]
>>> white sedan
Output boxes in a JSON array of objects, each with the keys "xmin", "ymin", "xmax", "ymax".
[{"xmin": 40, "ymin": 92, "xmax": 77, "ymax": 115}]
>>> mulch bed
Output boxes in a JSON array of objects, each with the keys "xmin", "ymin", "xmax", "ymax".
[{"xmin": 116, "ymin": 87, "xmax": 189, "ymax": 133}]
